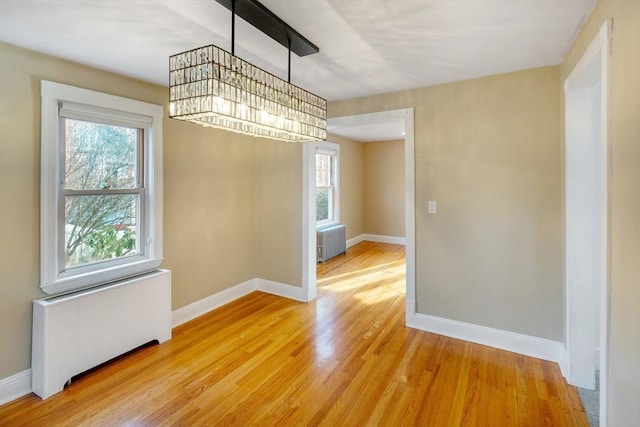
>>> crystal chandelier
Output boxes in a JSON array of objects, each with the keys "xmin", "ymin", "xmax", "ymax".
[{"xmin": 169, "ymin": 0, "xmax": 327, "ymax": 142}]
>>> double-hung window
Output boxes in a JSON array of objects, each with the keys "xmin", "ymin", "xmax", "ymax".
[
  {"xmin": 316, "ymin": 142, "xmax": 339, "ymax": 227},
  {"xmin": 40, "ymin": 81, "xmax": 163, "ymax": 295}
]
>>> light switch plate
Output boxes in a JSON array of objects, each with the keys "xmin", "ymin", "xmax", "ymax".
[{"xmin": 428, "ymin": 201, "xmax": 437, "ymax": 214}]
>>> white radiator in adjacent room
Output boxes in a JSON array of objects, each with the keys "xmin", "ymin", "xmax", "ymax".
[
  {"xmin": 31, "ymin": 269, "xmax": 172, "ymax": 399},
  {"xmin": 317, "ymin": 224, "xmax": 346, "ymax": 263}
]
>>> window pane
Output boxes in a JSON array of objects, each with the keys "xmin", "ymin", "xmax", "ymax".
[
  {"xmin": 65, "ymin": 194, "xmax": 138, "ymax": 268},
  {"xmin": 65, "ymin": 119, "xmax": 139, "ymax": 190},
  {"xmin": 317, "ymin": 187, "xmax": 330, "ymax": 221},
  {"xmin": 316, "ymin": 153, "xmax": 331, "ymax": 186}
]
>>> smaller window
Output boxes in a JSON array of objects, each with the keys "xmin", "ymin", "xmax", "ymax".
[{"xmin": 316, "ymin": 142, "xmax": 339, "ymax": 227}]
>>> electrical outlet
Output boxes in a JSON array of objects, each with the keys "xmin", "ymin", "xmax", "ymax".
[{"xmin": 428, "ymin": 201, "xmax": 437, "ymax": 214}]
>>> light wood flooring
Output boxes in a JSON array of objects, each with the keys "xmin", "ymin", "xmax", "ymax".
[{"xmin": 0, "ymin": 241, "xmax": 588, "ymax": 426}]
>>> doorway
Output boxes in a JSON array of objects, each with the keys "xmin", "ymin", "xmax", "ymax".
[
  {"xmin": 564, "ymin": 20, "xmax": 610, "ymax": 424},
  {"xmin": 302, "ymin": 108, "xmax": 415, "ymax": 320}
]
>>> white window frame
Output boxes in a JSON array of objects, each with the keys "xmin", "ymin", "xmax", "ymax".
[
  {"xmin": 40, "ymin": 81, "xmax": 164, "ymax": 295},
  {"xmin": 315, "ymin": 141, "xmax": 340, "ymax": 228}
]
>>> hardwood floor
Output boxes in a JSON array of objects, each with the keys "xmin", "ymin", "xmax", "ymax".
[{"xmin": 0, "ymin": 241, "xmax": 588, "ymax": 426}]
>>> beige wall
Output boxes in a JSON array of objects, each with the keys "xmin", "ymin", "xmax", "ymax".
[
  {"xmin": 322, "ymin": 135, "xmax": 404, "ymax": 241},
  {"xmin": 255, "ymin": 140, "xmax": 303, "ymax": 286},
  {"xmin": 330, "ymin": 66, "xmax": 563, "ymax": 341},
  {"xmin": 0, "ymin": 42, "xmax": 189, "ymax": 379},
  {"xmin": 327, "ymin": 133, "xmax": 364, "ymax": 240},
  {"xmin": 363, "ymin": 139, "xmax": 405, "ymax": 238},
  {"xmin": 163, "ymin": 122, "xmax": 256, "ymax": 308},
  {"xmin": 325, "ymin": 134, "xmax": 405, "ymax": 241},
  {"xmin": 561, "ymin": 0, "xmax": 640, "ymax": 424},
  {"xmin": 0, "ymin": 44, "xmax": 44, "ymax": 381},
  {"xmin": 0, "ymin": 42, "xmax": 288, "ymax": 379}
]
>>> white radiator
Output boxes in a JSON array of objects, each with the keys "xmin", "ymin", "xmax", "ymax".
[
  {"xmin": 317, "ymin": 224, "xmax": 346, "ymax": 262},
  {"xmin": 32, "ymin": 269, "xmax": 172, "ymax": 399}
]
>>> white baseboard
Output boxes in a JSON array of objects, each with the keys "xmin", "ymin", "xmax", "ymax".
[
  {"xmin": 171, "ymin": 279, "xmax": 255, "ymax": 328},
  {"xmin": 346, "ymin": 234, "xmax": 365, "ymax": 248},
  {"xmin": 362, "ymin": 234, "xmax": 406, "ymax": 245},
  {"xmin": 347, "ymin": 234, "xmax": 406, "ymax": 248},
  {"xmin": 255, "ymin": 278, "xmax": 306, "ymax": 302},
  {"xmin": 172, "ymin": 277, "xmax": 307, "ymax": 328},
  {"xmin": 559, "ymin": 346, "xmax": 570, "ymax": 379},
  {"xmin": 0, "ymin": 369, "xmax": 32, "ymax": 406},
  {"xmin": 2, "ymin": 290, "xmax": 567, "ymax": 408},
  {"xmin": 406, "ymin": 301, "xmax": 564, "ymax": 363},
  {"xmin": 543, "ymin": 341, "xmax": 578, "ymax": 383}
]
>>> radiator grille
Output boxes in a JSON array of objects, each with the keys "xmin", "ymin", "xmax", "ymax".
[
  {"xmin": 31, "ymin": 269, "xmax": 171, "ymax": 399},
  {"xmin": 317, "ymin": 224, "xmax": 346, "ymax": 262}
]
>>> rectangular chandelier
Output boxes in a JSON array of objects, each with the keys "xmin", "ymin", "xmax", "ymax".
[{"xmin": 169, "ymin": 45, "xmax": 327, "ymax": 142}]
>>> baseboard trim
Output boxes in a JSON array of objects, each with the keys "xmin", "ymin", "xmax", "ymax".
[
  {"xmin": 172, "ymin": 277, "xmax": 307, "ymax": 328},
  {"xmin": 0, "ymin": 369, "xmax": 32, "ymax": 406},
  {"xmin": 559, "ymin": 346, "xmax": 570, "ymax": 379},
  {"xmin": 346, "ymin": 234, "xmax": 365, "ymax": 248},
  {"xmin": 406, "ymin": 303, "xmax": 563, "ymax": 363},
  {"xmin": 347, "ymin": 234, "xmax": 406, "ymax": 247},
  {"xmin": 172, "ymin": 279, "xmax": 256, "ymax": 328},
  {"xmin": 3, "ymin": 291, "xmax": 565, "ymax": 408},
  {"xmin": 362, "ymin": 234, "xmax": 406, "ymax": 245},
  {"xmin": 256, "ymin": 278, "xmax": 306, "ymax": 302}
]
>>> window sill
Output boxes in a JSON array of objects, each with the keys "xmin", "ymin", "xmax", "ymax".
[
  {"xmin": 41, "ymin": 257, "xmax": 163, "ymax": 296},
  {"xmin": 316, "ymin": 222, "xmax": 340, "ymax": 230}
]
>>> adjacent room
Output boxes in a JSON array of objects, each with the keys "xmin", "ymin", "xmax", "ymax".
[{"xmin": 0, "ymin": 1, "xmax": 638, "ymax": 426}]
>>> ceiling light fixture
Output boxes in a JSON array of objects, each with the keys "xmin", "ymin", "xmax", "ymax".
[{"xmin": 169, "ymin": 0, "xmax": 327, "ymax": 142}]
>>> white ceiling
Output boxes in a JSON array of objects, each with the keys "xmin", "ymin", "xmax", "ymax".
[{"xmin": 0, "ymin": 0, "xmax": 595, "ymax": 140}]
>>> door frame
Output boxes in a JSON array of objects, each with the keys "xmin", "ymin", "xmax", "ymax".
[
  {"xmin": 564, "ymin": 19, "xmax": 610, "ymax": 424},
  {"xmin": 302, "ymin": 108, "xmax": 415, "ymax": 312}
]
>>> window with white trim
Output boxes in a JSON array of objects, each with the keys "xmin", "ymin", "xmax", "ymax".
[
  {"xmin": 316, "ymin": 142, "xmax": 339, "ymax": 227},
  {"xmin": 40, "ymin": 81, "xmax": 163, "ymax": 295}
]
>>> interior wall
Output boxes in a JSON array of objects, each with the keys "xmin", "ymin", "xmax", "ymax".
[
  {"xmin": 255, "ymin": 140, "xmax": 303, "ymax": 287},
  {"xmin": 363, "ymin": 139, "xmax": 405, "ymax": 238},
  {"xmin": 329, "ymin": 66, "xmax": 563, "ymax": 341},
  {"xmin": 561, "ymin": 0, "xmax": 640, "ymax": 424},
  {"xmin": 326, "ymin": 133, "xmax": 364, "ymax": 240},
  {"xmin": 0, "ymin": 42, "xmax": 258, "ymax": 379},
  {"xmin": 163, "ymin": 122, "xmax": 257, "ymax": 309}
]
